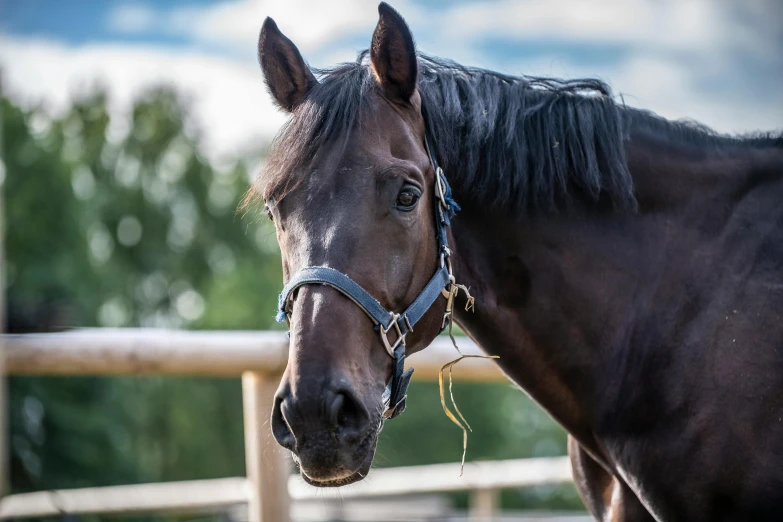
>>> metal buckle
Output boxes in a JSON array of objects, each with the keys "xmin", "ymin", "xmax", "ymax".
[
  {"xmin": 441, "ymin": 275, "xmax": 475, "ymax": 328},
  {"xmin": 440, "ymin": 252, "xmax": 454, "ymax": 297},
  {"xmin": 442, "ymin": 275, "xmax": 457, "ymax": 328},
  {"xmin": 380, "ymin": 313, "xmax": 406, "ymax": 357},
  {"xmin": 434, "ymin": 167, "xmax": 449, "ymax": 210},
  {"xmin": 440, "ymin": 247, "xmax": 453, "ymax": 270}
]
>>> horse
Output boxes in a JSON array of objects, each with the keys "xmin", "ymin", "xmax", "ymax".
[{"xmin": 248, "ymin": 3, "xmax": 783, "ymax": 520}]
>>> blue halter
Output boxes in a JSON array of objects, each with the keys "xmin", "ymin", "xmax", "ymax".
[{"xmin": 276, "ymin": 117, "xmax": 461, "ymax": 420}]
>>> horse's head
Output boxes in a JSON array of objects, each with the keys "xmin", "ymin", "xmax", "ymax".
[{"xmin": 257, "ymin": 4, "xmax": 449, "ymax": 486}]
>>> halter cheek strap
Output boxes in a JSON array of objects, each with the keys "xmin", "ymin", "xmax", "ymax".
[{"xmin": 276, "ymin": 110, "xmax": 461, "ymax": 420}]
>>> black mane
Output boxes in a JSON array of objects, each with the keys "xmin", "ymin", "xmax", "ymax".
[
  {"xmin": 417, "ymin": 55, "xmax": 633, "ymax": 213},
  {"xmin": 255, "ymin": 52, "xmax": 781, "ymax": 215}
]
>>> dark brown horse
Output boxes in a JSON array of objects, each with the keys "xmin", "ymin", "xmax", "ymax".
[{"xmin": 249, "ymin": 3, "xmax": 783, "ymax": 520}]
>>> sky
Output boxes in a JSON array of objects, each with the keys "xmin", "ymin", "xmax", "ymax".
[{"xmin": 1, "ymin": 0, "xmax": 781, "ymax": 165}]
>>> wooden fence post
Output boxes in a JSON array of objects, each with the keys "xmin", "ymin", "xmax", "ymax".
[
  {"xmin": 469, "ymin": 488, "xmax": 498, "ymax": 522},
  {"xmin": 242, "ymin": 371, "xmax": 290, "ymax": 522},
  {"xmin": 0, "ymin": 68, "xmax": 8, "ymax": 499}
]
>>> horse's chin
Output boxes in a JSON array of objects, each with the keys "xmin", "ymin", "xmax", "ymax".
[{"xmin": 296, "ymin": 437, "xmax": 376, "ymax": 488}]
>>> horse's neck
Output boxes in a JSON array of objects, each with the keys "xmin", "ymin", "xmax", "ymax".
[
  {"xmin": 449, "ymin": 134, "xmax": 783, "ymax": 456},
  {"xmin": 449, "ymin": 204, "xmax": 649, "ymax": 452}
]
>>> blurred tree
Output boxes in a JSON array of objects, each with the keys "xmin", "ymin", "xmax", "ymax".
[
  {"xmin": 3, "ymin": 89, "xmax": 581, "ymax": 515},
  {"xmin": 4, "ymin": 89, "xmax": 281, "ymax": 493}
]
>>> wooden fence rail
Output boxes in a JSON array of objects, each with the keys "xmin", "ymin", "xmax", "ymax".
[
  {"xmin": 0, "ymin": 457, "xmax": 572, "ymax": 518},
  {"xmin": 4, "ymin": 328, "xmax": 504, "ymax": 379},
  {"xmin": 1, "ymin": 329, "xmax": 569, "ymax": 521}
]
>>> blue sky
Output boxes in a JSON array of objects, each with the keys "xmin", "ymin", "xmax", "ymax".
[
  {"xmin": 1, "ymin": 0, "xmax": 781, "ymax": 163},
  {"xmin": 2, "ymin": 0, "xmax": 238, "ymax": 52}
]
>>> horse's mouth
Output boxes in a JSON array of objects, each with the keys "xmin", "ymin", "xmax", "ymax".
[
  {"xmin": 301, "ymin": 464, "xmax": 370, "ymax": 487},
  {"xmin": 296, "ymin": 433, "xmax": 376, "ymax": 488}
]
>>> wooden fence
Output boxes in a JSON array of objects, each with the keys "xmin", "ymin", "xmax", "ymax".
[
  {"xmin": 1, "ymin": 71, "xmax": 8, "ymax": 500},
  {"xmin": 0, "ymin": 329, "xmax": 574, "ymax": 521}
]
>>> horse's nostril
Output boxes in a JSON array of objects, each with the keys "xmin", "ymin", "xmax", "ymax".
[
  {"xmin": 328, "ymin": 392, "xmax": 345, "ymax": 428},
  {"xmin": 329, "ymin": 389, "xmax": 367, "ymax": 439},
  {"xmin": 271, "ymin": 395, "xmax": 296, "ymax": 450}
]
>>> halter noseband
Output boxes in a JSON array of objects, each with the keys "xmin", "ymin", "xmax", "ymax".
[{"xmin": 275, "ymin": 112, "xmax": 461, "ymax": 420}]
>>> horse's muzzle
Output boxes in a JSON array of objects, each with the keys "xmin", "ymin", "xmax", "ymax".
[{"xmin": 271, "ymin": 382, "xmax": 377, "ymax": 485}]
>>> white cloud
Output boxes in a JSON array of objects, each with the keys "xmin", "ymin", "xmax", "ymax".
[
  {"xmin": 506, "ymin": 52, "xmax": 782, "ymax": 135},
  {"xmin": 107, "ymin": 0, "xmax": 423, "ymax": 64},
  {"xmin": 0, "ymin": 34, "xmax": 288, "ymax": 164},
  {"xmin": 438, "ymin": 0, "xmax": 730, "ymax": 52},
  {"xmin": 107, "ymin": 4, "xmax": 158, "ymax": 34},
  {"xmin": 107, "ymin": 0, "xmax": 781, "ymax": 66},
  {"xmin": 168, "ymin": 0, "xmax": 377, "ymax": 53}
]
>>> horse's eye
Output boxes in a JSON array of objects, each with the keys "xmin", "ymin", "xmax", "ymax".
[
  {"xmin": 396, "ymin": 187, "xmax": 421, "ymax": 210},
  {"xmin": 263, "ymin": 203, "xmax": 274, "ymax": 222}
]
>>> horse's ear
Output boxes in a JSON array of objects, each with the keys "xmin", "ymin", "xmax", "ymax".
[
  {"xmin": 370, "ymin": 3, "xmax": 417, "ymax": 102},
  {"xmin": 258, "ymin": 17, "xmax": 317, "ymax": 112}
]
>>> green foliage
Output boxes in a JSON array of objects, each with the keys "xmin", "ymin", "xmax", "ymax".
[
  {"xmin": 3, "ymin": 89, "xmax": 582, "ymax": 515},
  {"xmin": 5, "ymin": 89, "xmax": 279, "ymax": 495}
]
